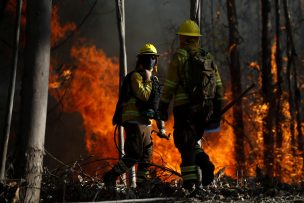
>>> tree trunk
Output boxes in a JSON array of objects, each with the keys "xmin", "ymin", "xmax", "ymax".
[
  {"xmin": 190, "ymin": 0, "xmax": 201, "ymax": 27},
  {"xmin": 115, "ymin": 0, "xmax": 132, "ymax": 186},
  {"xmin": 0, "ymin": 0, "xmax": 23, "ymax": 181},
  {"xmin": 226, "ymin": 0, "xmax": 246, "ymax": 177},
  {"xmin": 18, "ymin": 0, "xmax": 51, "ymax": 202},
  {"xmin": 283, "ymin": 0, "xmax": 303, "ymax": 178},
  {"xmin": 261, "ymin": 0, "xmax": 275, "ymax": 180},
  {"xmin": 274, "ymin": 0, "xmax": 283, "ymax": 179}
]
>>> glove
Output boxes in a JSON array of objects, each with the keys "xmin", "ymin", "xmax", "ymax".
[
  {"xmin": 205, "ymin": 99, "xmax": 222, "ymax": 130},
  {"xmin": 158, "ymin": 128, "xmax": 167, "ymax": 138},
  {"xmin": 156, "ymin": 120, "xmax": 167, "ymax": 136},
  {"xmin": 155, "ymin": 120, "xmax": 169, "ymax": 140},
  {"xmin": 143, "ymin": 109, "xmax": 156, "ymax": 119},
  {"xmin": 157, "ymin": 101, "xmax": 169, "ymax": 121},
  {"xmin": 156, "ymin": 119, "xmax": 165, "ymax": 130}
]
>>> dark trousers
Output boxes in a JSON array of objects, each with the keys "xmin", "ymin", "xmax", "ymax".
[
  {"xmin": 122, "ymin": 122, "xmax": 153, "ymax": 171},
  {"xmin": 173, "ymin": 102, "xmax": 215, "ymax": 185},
  {"xmin": 109, "ymin": 122, "xmax": 153, "ymax": 177}
]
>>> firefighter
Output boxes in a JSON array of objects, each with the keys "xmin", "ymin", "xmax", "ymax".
[
  {"xmin": 103, "ymin": 43, "xmax": 166, "ymax": 188},
  {"xmin": 158, "ymin": 20, "xmax": 224, "ymax": 190}
]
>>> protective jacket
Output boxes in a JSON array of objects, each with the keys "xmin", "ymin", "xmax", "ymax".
[
  {"xmin": 121, "ymin": 71, "xmax": 152, "ymax": 124},
  {"xmin": 160, "ymin": 46, "xmax": 223, "ymax": 108},
  {"xmin": 113, "ymin": 70, "xmax": 160, "ymax": 125}
]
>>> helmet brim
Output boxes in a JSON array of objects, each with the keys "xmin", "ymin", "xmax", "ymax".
[
  {"xmin": 138, "ymin": 52, "xmax": 160, "ymax": 56},
  {"xmin": 177, "ymin": 32, "xmax": 202, "ymax": 37}
]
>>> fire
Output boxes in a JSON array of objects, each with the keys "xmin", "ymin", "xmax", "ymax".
[
  {"xmin": 46, "ymin": 4, "xmax": 303, "ymax": 184},
  {"xmin": 51, "ymin": 6, "xmax": 76, "ymax": 46},
  {"xmin": 271, "ymin": 37, "xmax": 277, "ymax": 84},
  {"xmin": 151, "ymin": 118, "xmax": 181, "ymax": 173},
  {"xmin": 248, "ymin": 61, "xmax": 260, "ymax": 71},
  {"xmin": 49, "ymin": 81, "xmax": 60, "ymax": 89},
  {"xmin": 49, "ymin": 65, "xmax": 72, "ymax": 89},
  {"xmin": 204, "ymin": 118, "xmax": 236, "ymax": 177},
  {"xmin": 228, "ymin": 43, "xmax": 237, "ymax": 53},
  {"xmin": 49, "ymin": 45, "xmax": 183, "ymax": 175},
  {"xmin": 4, "ymin": 0, "xmax": 302, "ymax": 184},
  {"xmin": 55, "ymin": 45, "xmax": 120, "ymax": 158}
]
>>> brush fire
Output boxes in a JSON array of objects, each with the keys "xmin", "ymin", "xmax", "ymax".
[
  {"xmin": 48, "ymin": 14, "xmax": 303, "ymax": 185},
  {"xmin": 1, "ymin": 0, "xmax": 304, "ymax": 202}
]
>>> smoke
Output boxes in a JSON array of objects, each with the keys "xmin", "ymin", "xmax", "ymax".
[{"xmin": 56, "ymin": 0, "xmax": 190, "ymax": 74}]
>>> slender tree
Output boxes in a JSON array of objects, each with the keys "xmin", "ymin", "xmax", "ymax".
[
  {"xmin": 226, "ymin": 0, "xmax": 246, "ymax": 177},
  {"xmin": 261, "ymin": 0, "xmax": 275, "ymax": 180},
  {"xmin": 115, "ymin": 0, "xmax": 133, "ymax": 186},
  {"xmin": 0, "ymin": 0, "xmax": 23, "ymax": 181},
  {"xmin": 283, "ymin": 0, "xmax": 303, "ymax": 177},
  {"xmin": 115, "ymin": 0, "xmax": 127, "ymax": 161},
  {"xmin": 274, "ymin": 0, "xmax": 283, "ymax": 179},
  {"xmin": 18, "ymin": 0, "xmax": 52, "ymax": 201}
]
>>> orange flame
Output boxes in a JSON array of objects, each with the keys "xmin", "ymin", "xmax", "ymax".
[
  {"xmin": 47, "ymin": 5, "xmax": 303, "ymax": 184},
  {"xmin": 248, "ymin": 61, "xmax": 260, "ymax": 71},
  {"xmin": 271, "ymin": 37, "xmax": 277, "ymax": 84},
  {"xmin": 51, "ymin": 6, "xmax": 76, "ymax": 46}
]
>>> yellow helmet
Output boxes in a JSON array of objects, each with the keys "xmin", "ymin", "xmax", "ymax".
[
  {"xmin": 177, "ymin": 20, "xmax": 202, "ymax": 36},
  {"xmin": 138, "ymin": 43, "xmax": 159, "ymax": 56}
]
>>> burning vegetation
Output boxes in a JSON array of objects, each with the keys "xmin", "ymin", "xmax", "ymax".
[
  {"xmin": 48, "ymin": 11, "xmax": 304, "ymax": 185},
  {"xmin": 0, "ymin": 0, "xmax": 304, "ymax": 202}
]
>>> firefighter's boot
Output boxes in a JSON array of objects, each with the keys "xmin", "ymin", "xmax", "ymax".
[
  {"xmin": 181, "ymin": 165, "xmax": 199, "ymax": 193},
  {"xmin": 195, "ymin": 151, "xmax": 215, "ymax": 186}
]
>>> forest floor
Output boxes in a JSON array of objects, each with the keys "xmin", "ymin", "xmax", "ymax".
[{"xmin": 0, "ymin": 160, "xmax": 303, "ymax": 202}]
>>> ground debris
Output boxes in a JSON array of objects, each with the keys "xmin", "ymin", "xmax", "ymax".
[{"xmin": 1, "ymin": 160, "xmax": 304, "ymax": 202}]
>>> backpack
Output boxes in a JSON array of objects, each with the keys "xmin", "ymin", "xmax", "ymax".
[
  {"xmin": 112, "ymin": 71, "xmax": 135, "ymax": 126},
  {"xmin": 179, "ymin": 48, "xmax": 217, "ymax": 103}
]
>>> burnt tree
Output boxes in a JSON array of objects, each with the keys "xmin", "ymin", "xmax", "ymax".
[
  {"xmin": 283, "ymin": 0, "xmax": 303, "ymax": 175},
  {"xmin": 0, "ymin": 0, "xmax": 23, "ymax": 180},
  {"xmin": 261, "ymin": 0, "xmax": 275, "ymax": 179},
  {"xmin": 226, "ymin": 0, "xmax": 246, "ymax": 176},
  {"xmin": 17, "ymin": 0, "xmax": 52, "ymax": 202},
  {"xmin": 115, "ymin": 0, "xmax": 133, "ymax": 186},
  {"xmin": 274, "ymin": 0, "xmax": 283, "ymax": 179}
]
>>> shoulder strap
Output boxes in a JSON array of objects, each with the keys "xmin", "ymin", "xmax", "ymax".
[{"xmin": 176, "ymin": 48, "xmax": 189, "ymax": 87}]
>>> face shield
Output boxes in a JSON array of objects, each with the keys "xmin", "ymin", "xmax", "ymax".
[{"xmin": 138, "ymin": 54, "xmax": 157, "ymax": 71}]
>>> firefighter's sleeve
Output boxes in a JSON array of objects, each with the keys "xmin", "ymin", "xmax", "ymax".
[
  {"xmin": 131, "ymin": 72, "xmax": 152, "ymax": 102},
  {"xmin": 158, "ymin": 53, "xmax": 181, "ymax": 121}
]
